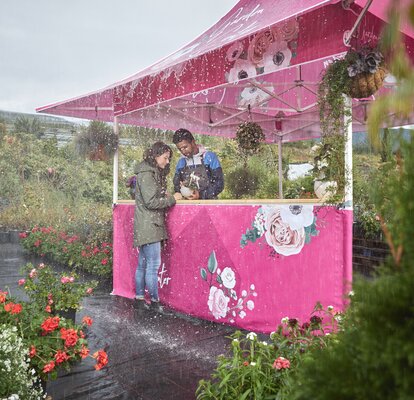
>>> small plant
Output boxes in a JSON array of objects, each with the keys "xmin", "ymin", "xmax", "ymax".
[
  {"xmin": 19, "ymin": 262, "xmax": 97, "ymax": 313},
  {"xmin": 196, "ymin": 303, "xmax": 344, "ymax": 400}
]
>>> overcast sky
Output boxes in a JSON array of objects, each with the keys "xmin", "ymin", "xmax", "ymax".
[{"xmin": 0, "ymin": 0, "xmax": 239, "ymax": 115}]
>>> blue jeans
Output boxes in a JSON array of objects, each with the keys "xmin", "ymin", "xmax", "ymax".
[{"xmin": 135, "ymin": 242, "xmax": 161, "ymax": 302}]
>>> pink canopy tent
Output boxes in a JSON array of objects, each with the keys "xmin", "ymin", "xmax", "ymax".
[
  {"xmin": 35, "ymin": 0, "xmax": 414, "ymax": 333},
  {"xmin": 37, "ymin": 0, "xmax": 414, "ymax": 144}
]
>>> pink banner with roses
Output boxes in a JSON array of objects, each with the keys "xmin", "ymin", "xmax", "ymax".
[{"xmin": 112, "ymin": 202, "xmax": 352, "ymax": 333}]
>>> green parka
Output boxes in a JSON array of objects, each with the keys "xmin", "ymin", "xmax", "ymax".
[{"xmin": 133, "ymin": 161, "xmax": 176, "ymax": 247}]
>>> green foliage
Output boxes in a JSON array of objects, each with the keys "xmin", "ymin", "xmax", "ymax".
[
  {"xmin": 225, "ymin": 166, "xmax": 262, "ymax": 199},
  {"xmin": 14, "ymin": 115, "xmax": 43, "ymax": 137},
  {"xmin": 283, "ymin": 176, "xmax": 315, "ymax": 199},
  {"xmin": 74, "ymin": 120, "xmax": 118, "ymax": 160},
  {"xmin": 197, "ymin": 304, "xmax": 343, "ymax": 400},
  {"xmin": 20, "ymin": 227, "xmax": 112, "ymax": 277},
  {"xmin": 20, "ymin": 262, "xmax": 97, "ymax": 311}
]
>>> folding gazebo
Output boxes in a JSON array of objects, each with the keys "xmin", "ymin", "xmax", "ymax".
[{"xmin": 37, "ymin": 0, "xmax": 414, "ymax": 332}]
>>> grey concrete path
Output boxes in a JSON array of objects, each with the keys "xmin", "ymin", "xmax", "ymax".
[{"xmin": 0, "ymin": 242, "xmax": 236, "ymax": 400}]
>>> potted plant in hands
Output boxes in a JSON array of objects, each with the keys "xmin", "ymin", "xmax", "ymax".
[{"xmin": 19, "ymin": 262, "xmax": 98, "ymax": 321}]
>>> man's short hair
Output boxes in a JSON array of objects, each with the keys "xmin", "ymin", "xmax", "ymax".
[{"xmin": 173, "ymin": 128, "xmax": 194, "ymax": 144}]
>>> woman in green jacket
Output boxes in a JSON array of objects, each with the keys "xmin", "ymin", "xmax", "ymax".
[{"xmin": 133, "ymin": 141, "xmax": 182, "ymax": 310}]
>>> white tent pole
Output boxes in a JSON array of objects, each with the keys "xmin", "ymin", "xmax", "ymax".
[
  {"xmin": 278, "ymin": 137, "xmax": 283, "ymax": 199},
  {"xmin": 344, "ymin": 95, "xmax": 353, "ymax": 209},
  {"xmin": 112, "ymin": 116, "xmax": 119, "ymax": 205}
]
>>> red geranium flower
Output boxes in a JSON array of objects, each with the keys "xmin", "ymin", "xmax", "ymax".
[
  {"xmin": 29, "ymin": 345, "xmax": 37, "ymax": 358},
  {"xmin": 41, "ymin": 316, "xmax": 60, "ymax": 334},
  {"xmin": 101, "ymin": 258, "xmax": 108, "ymax": 265},
  {"xmin": 19, "ymin": 232, "xmax": 27, "ymax": 238},
  {"xmin": 0, "ymin": 291, "xmax": 8, "ymax": 303},
  {"xmin": 80, "ymin": 345, "xmax": 90, "ymax": 359},
  {"xmin": 60, "ymin": 328, "xmax": 79, "ymax": 347},
  {"xmin": 54, "ymin": 350, "xmax": 70, "ymax": 365},
  {"xmin": 82, "ymin": 316, "xmax": 93, "ymax": 326},
  {"xmin": 43, "ymin": 361, "xmax": 56, "ymax": 373},
  {"xmin": 93, "ymin": 350, "xmax": 108, "ymax": 370}
]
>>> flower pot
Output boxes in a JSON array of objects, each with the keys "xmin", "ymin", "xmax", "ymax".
[
  {"xmin": 314, "ymin": 180, "xmax": 337, "ymax": 201},
  {"xmin": 348, "ymin": 67, "xmax": 387, "ymax": 98}
]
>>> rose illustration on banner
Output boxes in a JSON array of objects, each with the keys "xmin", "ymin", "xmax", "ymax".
[
  {"xmin": 201, "ymin": 250, "xmax": 257, "ymax": 322},
  {"xmin": 208, "ymin": 286, "xmax": 230, "ymax": 319},
  {"xmin": 225, "ymin": 19, "xmax": 298, "ymax": 83},
  {"xmin": 240, "ymin": 205, "xmax": 319, "ymax": 257}
]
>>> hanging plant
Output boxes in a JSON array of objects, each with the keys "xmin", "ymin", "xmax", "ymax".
[
  {"xmin": 318, "ymin": 46, "xmax": 386, "ymax": 137},
  {"xmin": 235, "ymin": 121, "xmax": 265, "ymax": 154}
]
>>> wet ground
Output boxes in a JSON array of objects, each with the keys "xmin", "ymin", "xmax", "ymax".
[{"xmin": 0, "ymin": 241, "xmax": 236, "ymax": 400}]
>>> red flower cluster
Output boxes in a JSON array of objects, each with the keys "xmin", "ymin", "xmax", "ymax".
[
  {"xmin": 93, "ymin": 350, "xmax": 109, "ymax": 370},
  {"xmin": 4, "ymin": 302, "xmax": 23, "ymax": 314},
  {"xmin": 60, "ymin": 327, "xmax": 79, "ymax": 347},
  {"xmin": 272, "ymin": 356, "xmax": 290, "ymax": 370},
  {"xmin": 41, "ymin": 316, "xmax": 60, "ymax": 334}
]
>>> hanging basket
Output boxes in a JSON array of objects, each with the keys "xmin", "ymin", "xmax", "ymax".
[
  {"xmin": 235, "ymin": 121, "xmax": 265, "ymax": 152},
  {"xmin": 348, "ymin": 66, "xmax": 387, "ymax": 99}
]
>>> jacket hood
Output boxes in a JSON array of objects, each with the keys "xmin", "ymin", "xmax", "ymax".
[{"xmin": 134, "ymin": 160, "xmax": 157, "ymax": 175}]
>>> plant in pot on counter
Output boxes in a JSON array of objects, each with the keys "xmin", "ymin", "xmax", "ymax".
[{"xmin": 180, "ymin": 171, "xmax": 201, "ymax": 198}]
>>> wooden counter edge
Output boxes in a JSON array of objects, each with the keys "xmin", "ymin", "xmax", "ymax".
[{"xmin": 116, "ymin": 198, "xmax": 323, "ymax": 205}]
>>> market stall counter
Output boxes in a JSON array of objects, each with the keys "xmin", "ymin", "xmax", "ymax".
[{"xmin": 112, "ymin": 199, "xmax": 352, "ymax": 333}]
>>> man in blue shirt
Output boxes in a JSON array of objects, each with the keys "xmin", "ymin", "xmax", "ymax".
[{"xmin": 173, "ymin": 128, "xmax": 224, "ymax": 200}]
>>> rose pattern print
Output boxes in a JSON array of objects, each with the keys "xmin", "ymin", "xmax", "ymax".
[
  {"xmin": 225, "ymin": 19, "xmax": 299, "ymax": 85},
  {"xmin": 201, "ymin": 250, "xmax": 257, "ymax": 322},
  {"xmin": 240, "ymin": 205, "xmax": 319, "ymax": 257}
]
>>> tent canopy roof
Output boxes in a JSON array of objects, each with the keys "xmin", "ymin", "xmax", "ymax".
[{"xmin": 37, "ymin": 0, "xmax": 414, "ymax": 143}]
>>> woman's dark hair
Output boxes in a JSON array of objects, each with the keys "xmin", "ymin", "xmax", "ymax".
[
  {"xmin": 143, "ymin": 141, "xmax": 173, "ymax": 177},
  {"xmin": 173, "ymin": 128, "xmax": 194, "ymax": 144}
]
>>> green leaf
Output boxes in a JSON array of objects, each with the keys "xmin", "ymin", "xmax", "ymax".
[
  {"xmin": 216, "ymin": 275, "xmax": 223, "ymax": 284},
  {"xmin": 200, "ymin": 268, "xmax": 207, "ymax": 281},
  {"xmin": 240, "ymin": 389, "xmax": 252, "ymax": 400},
  {"xmin": 207, "ymin": 251, "xmax": 218, "ymax": 273}
]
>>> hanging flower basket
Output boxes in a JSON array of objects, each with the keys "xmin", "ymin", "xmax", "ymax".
[
  {"xmin": 235, "ymin": 121, "xmax": 265, "ymax": 153},
  {"xmin": 348, "ymin": 66, "xmax": 387, "ymax": 99}
]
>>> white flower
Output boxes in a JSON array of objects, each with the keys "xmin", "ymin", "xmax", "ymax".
[
  {"xmin": 262, "ymin": 41, "xmax": 292, "ymax": 72},
  {"xmin": 238, "ymin": 85, "xmax": 270, "ymax": 108},
  {"xmin": 227, "ymin": 59, "xmax": 257, "ymax": 83},
  {"xmin": 239, "ymin": 310, "xmax": 246, "ymax": 319},
  {"xmin": 246, "ymin": 300, "xmax": 255, "ymax": 310},
  {"xmin": 226, "ymin": 41, "xmax": 244, "ymax": 62},
  {"xmin": 233, "ymin": 338, "xmax": 239, "ymax": 343},
  {"xmin": 327, "ymin": 305, "xmax": 334, "ymax": 311},
  {"xmin": 250, "ymin": 362, "xmax": 257, "ymax": 366},
  {"xmin": 262, "ymin": 341, "xmax": 268, "ymax": 346},
  {"xmin": 241, "ymin": 290, "xmax": 248, "ymax": 297},
  {"xmin": 221, "ymin": 267, "xmax": 236, "ymax": 289},
  {"xmin": 279, "ymin": 204, "xmax": 315, "ymax": 230},
  {"xmin": 348, "ymin": 290, "xmax": 355, "ymax": 297},
  {"xmin": 250, "ymin": 284, "xmax": 255, "ymax": 291},
  {"xmin": 207, "ymin": 286, "xmax": 230, "ymax": 319},
  {"xmin": 281, "ymin": 316, "xmax": 289, "ymax": 324},
  {"xmin": 246, "ymin": 332, "xmax": 257, "ymax": 340},
  {"xmin": 335, "ymin": 314, "xmax": 343, "ymax": 322}
]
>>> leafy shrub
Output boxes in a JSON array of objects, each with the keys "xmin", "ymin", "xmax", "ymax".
[
  {"xmin": 225, "ymin": 167, "xmax": 262, "ymax": 199},
  {"xmin": 20, "ymin": 227, "xmax": 112, "ymax": 277},
  {"xmin": 197, "ymin": 303, "xmax": 343, "ymax": 400}
]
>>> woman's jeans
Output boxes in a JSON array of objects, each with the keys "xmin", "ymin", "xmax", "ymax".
[{"xmin": 135, "ymin": 242, "xmax": 161, "ymax": 302}]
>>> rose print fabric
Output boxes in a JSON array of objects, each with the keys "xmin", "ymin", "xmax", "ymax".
[{"xmin": 113, "ymin": 204, "xmax": 352, "ymax": 333}]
